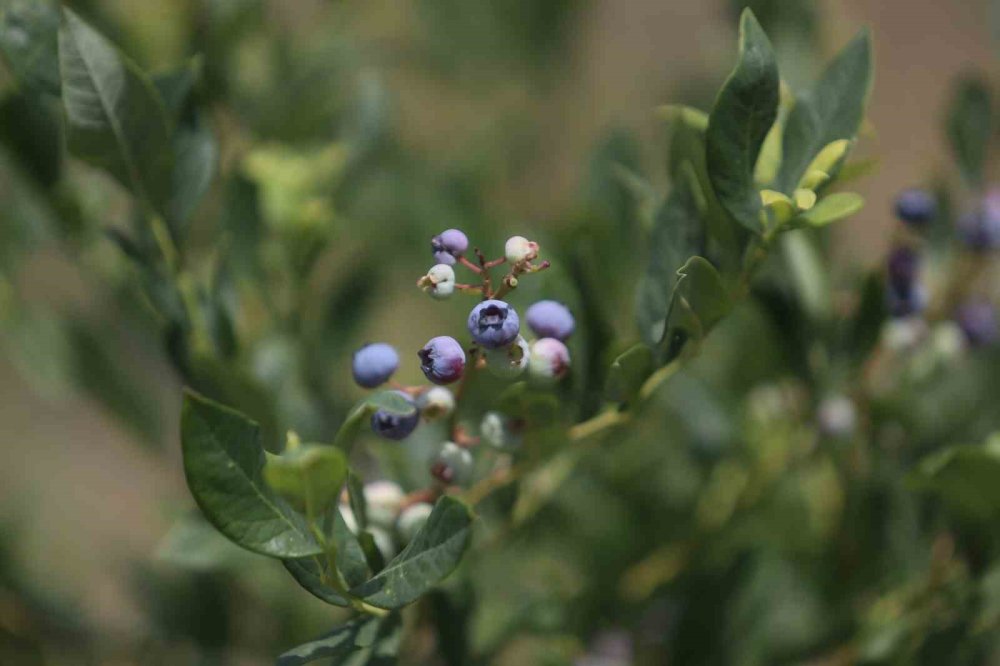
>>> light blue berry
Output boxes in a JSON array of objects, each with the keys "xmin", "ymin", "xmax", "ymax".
[
  {"xmin": 431, "ymin": 229, "xmax": 469, "ymax": 265},
  {"xmin": 525, "ymin": 300, "xmax": 575, "ymax": 340},
  {"xmin": 467, "ymin": 300, "xmax": 520, "ymax": 349},
  {"xmin": 352, "ymin": 343, "xmax": 400, "ymax": 388}
]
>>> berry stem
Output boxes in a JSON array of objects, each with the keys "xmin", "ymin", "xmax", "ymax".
[
  {"xmin": 459, "ymin": 256, "xmax": 482, "ymax": 274},
  {"xmin": 484, "ymin": 257, "xmax": 507, "ymax": 269}
]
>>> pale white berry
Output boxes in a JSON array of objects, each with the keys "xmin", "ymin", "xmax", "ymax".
[{"xmin": 504, "ymin": 235, "xmax": 539, "ymax": 264}]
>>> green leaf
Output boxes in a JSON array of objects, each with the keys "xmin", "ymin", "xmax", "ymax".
[
  {"xmin": 0, "ymin": 0, "xmax": 61, "ymax": 96},
  {"xmin": 909, "ymin": 440, "xmax": 1000, "ymax": 524},
  {"xmin": 180, "ymin": 390, "xmax": 322, "ymax": 558},
  {"xmin": 797, "ymin": 192, "xmax": 864, "ymax": 227},
  {"xmin": 283, "ymin": 501, "xmax": 370, "ymax": 606},
  {"xmin": 156, "ymin": 512, "xmax": 253, "ymax": 571},
  {"xmin": 706, "ymin": 9, "xmax": 780, "ymax": 234},
  {"xmin": 332, "ymin": 391, "xmax": 417, "ymax": 452},
  {"xmin": 350, "ymin": 496, "xmax": 474, "ymax": 609},
  {"xmin": 152, "ymin": 57, "xmax": 201, "ymax": 119},
  {"xmin": 658, "ymin": 256, "xmax": 732, "ymax": 364},
  {"xmin": 636, "ymin": 182, "xmax": 704, "ymax": 347},
  {"xmin": 265, "ymin": 444, "xmax": 348, "ymax": 512},
  {"xmin": 276, "ymin": 614, "xmax": 401, "ymax": 666},
  {"xmin": 946, "ymin": 75, "xmax": 992, "ymax": 188},
  {"xmin": 168, "ymin": 115, "xmax": 218, "ymax": 232},
  {"xmin": 58, "ymin": 8, "xmax": 173, "ymax": 215},
  {"xmin": 347, "ymin": 471, "xmax": 369, "ymax": 531},
  {"xmin": 605, "ymin": 343, "xmax": 654, "ymax": 404},
  {"xmin": 774, "ymin": 29, "xmax": 873, "ymax": 194}
]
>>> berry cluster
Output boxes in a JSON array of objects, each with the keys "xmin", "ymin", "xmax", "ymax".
[
  {"xmin": 887, "ymin": 189, "xmax": 998, "ymax": 347},
  {"xmin": 350, "ymin": 230, "xmax": 575, "ymax": 488}
]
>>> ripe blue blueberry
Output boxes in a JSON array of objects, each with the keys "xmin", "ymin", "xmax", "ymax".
[
  {"xmin": 958, "ymin": 191, "xmax": 1000, "ymax": 250},
  {"xmin": 370, "ymin": 391, "xmax": 420, "ymax": 440},
  {"xmin": 887, "ymin": 282, "xmax": 927, "ymax": 318},
  {"xmin": 528, "ymin": 337, "xmax": 571, "ymax": 383},
  {"xmin": 894, "ymin": 189, "xmax": 936, "ymax": 226},
  {"xmin": 886, "ymin": 246, "xmax": 919, "ymax": 295},
  {"xmin": 431, "ymin": 229, "xmax": 469, "ymax": 265},
  {"xmin": 418, "ymin": 336, "xmax": 466, "ymax": 385},
  {"xmin": 467, "ymin": 299, "xmax": 520, "ymax": 348},
  {"xmin": 525, "ymin": 300, "xmax": 575, "ymax": 340},
  {"xmin": 955, "ymin": 299, "xmax": 998, "ymax": 347},
  {"xmin": 352, "ymin": 343, "xmax": 400, "ymax": 388}
]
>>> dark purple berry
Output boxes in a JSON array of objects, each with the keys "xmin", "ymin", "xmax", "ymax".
[
  {"xmin": 418, "ymin": 336, "xmax": 466, "ymax": 385},
  {"xmin": 894, "ymin": 189, "xmax": 936, "ymax": 226},
  {"xmin": 370, "ymin": 391, "xmax": 420, "ymax": 440},
  {"xmin": 956, "ymin": 299, "xmax": 998, "ymax": 347}
]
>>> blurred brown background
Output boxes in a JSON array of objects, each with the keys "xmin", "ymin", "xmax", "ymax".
[{"xmin": 0, "ymin": 0, "xmax": 996, "ymax": 650}]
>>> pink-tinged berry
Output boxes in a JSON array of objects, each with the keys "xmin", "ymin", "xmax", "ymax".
[
  {"xmin": 430, "ymin": 441, "xmax": 474, "ymax": 486},
  {"xmin": 505, "ymin": 235, "xmax": 539, "ymax": 264},
  {"xmin": 418, "ymin": 336, "xmax": 466, "ymax": 385},
  {"xmin": 528, "ymin": 337, "xmax": 570, "ymax": 383}
]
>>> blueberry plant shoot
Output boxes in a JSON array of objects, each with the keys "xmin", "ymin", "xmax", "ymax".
[{"xmin": 4, "ymin": 1, "xmax": 1000, "ymax": 664}]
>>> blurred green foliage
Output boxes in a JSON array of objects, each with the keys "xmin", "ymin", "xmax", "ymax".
[{"xmin": 1, "ymin": 1, "xmax": 1000, "ymax": 665}]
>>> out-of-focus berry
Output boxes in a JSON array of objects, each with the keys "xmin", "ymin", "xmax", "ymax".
[
  {"xmin": 363, "ymin": 480, "xmax": 406, "ymax": 530},
  {"xmin": 431, "ymin": 229, "xmax": 469, "ymax": 265},
  {"xmin": 430, "ymin": 442, "xmax": 474, "ymax": 486},
  {"xmin": 528, "ymin": 337, "xmax": 571, "ymax": 383},
  {"xmin": 396, "ymin": 502, "xmax": 434, "ymax": 543},
  {"xmin": 352, "ymin": 343, "xmax": 399, "ymax": 388},
  {"xmin": 894, "ymin": 189, "xmax": 936, "ymax": 226},
  {"xmin": 417, "ymin": 386, "xmax": 455, "ymax": 420},
  {"xmin": 525, "ymin": 300, "xmax": 575, "ymax": 340},
  {"xmin": 480, "ymin": 411, "xmax": 523, "ymax": 451},
  {"xmin": 956, "ymin": 299, "xmax": 998, "ymax": 347},
  {"xmin": 484, "ymin": 335, "xmax": 530, "ymax": 379},
  {"xmin": 370, "ymin": 391, "xmax": 420, "ymax": 440},
  {"xmin": 817, "ymin": 395, "xmax": 857, "ymax": 439}
]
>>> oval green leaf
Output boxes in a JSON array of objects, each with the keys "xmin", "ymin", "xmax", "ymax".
[{"xmin": 180, "ymin": 390, "xmax": 322, "ymax": 558}]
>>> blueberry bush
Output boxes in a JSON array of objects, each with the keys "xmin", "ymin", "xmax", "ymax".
[{"xmin": 2, "ymin": 1, "xmax": 1000, "ymax": 664}]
